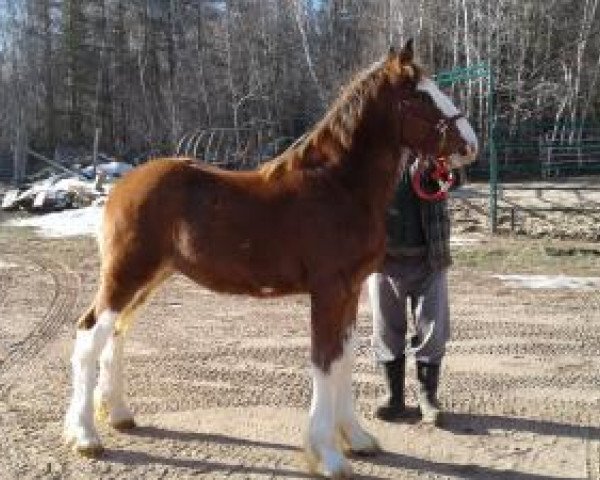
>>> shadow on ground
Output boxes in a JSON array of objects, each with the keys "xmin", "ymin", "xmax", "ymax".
[{"xmin": 100, "ymin": 411, "xmax": 593, "ymax": 479}]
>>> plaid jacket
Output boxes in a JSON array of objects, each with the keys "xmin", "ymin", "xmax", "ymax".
[{"xmin": 386, "ymin": 169, "xmax": 452, "ymax": 271}]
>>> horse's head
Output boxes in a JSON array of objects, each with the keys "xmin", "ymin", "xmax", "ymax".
[{"xmin": 385, "ymin": 40, "xmax": 478, "ymax": 167}]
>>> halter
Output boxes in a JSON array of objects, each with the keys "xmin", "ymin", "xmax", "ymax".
[
  {"xmin": 411, "ymin": 155, "xmax": 455, "ymax": 202},
  {"xmin": 432, "ymin": 113, "xmax": 465, "ymax": 153},
  {"xmin": 410, "ymin": 110, "xmax": 465, "ymax": 202}
]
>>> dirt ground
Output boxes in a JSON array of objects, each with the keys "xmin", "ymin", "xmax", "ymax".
[{"xmin": 0, "ymin": 194, "xmax": 599, "ymax": 479}]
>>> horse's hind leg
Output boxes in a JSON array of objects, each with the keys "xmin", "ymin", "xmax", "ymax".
[
  {"xmin": 95, "ymin": 329, "xmax": 134, "ymax": 430},
  {"xmin": 65, "ymin": 258, "xmax": 166, "ymax": 455},
  {"xmin": 94, "ymin": 277, "xmax": 163, "ymax": 430},
  {"xmin": 64, "ymin": 305, "xmax": 119, "ymax": 455}
]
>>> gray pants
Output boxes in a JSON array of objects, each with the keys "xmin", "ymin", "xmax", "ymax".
[{"xmin": 367, "ymin": 255, "xmax": 450, "ymax": 365}]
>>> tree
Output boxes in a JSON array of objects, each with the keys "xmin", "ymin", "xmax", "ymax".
[{"xmin": 1, "ymin": 0, "xmax": 600, "ymax": 165}]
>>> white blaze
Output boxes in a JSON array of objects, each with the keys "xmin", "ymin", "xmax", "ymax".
[{"xmin": 416, "ymin": 78, "xmax": 479, "ymax": 154}]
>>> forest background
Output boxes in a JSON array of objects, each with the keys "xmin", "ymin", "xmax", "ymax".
[{"xmin": 1, "ymin": 0, "xmax": 599, "ymax": 166}]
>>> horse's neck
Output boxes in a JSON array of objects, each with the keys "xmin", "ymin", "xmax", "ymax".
[
  {"xmin": 284, "ymin": 93, "xmax": 405, "ymax": 217},
  {"xmin": 334, "ymin": 128, "xmax": 405, "ymax": 218}
]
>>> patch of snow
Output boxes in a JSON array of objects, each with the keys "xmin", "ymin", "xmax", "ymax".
[
  {"xmin": 5, "ymin": 205, "xmax": 103, "ymax": 238},
  {"xmin": 81, "ymin": 161, "xmax": 133, "ymax": 179},
  {"xmin": 0, "ymin": 260, "xmax": 18, "ymax": 269},
  {"xmin": 493, "ymin": 274, "xmax": 600, "ymax": 291}
]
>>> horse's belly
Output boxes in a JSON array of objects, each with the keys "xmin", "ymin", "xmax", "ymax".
[
  {"xmin": 174, "ymin": 225, "xmax": 306, "ymax": 296},
  {"xmin": 179, "ymin": 261, "xmax": 305, "ymax": 297}
]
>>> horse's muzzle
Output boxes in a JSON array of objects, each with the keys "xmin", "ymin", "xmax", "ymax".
[{"xmin": 449, "ymin": 143, "xmax": 478, "ymax": 168}]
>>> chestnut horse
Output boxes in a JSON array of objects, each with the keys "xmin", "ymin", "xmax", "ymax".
[{"xmin": 64, "ymin": 40, "xmax": 477, "ymax": 478}]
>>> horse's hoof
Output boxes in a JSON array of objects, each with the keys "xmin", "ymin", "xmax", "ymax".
[
  {"xmin": 111, "ymin": 418, "xmax": 136, "ymax": 431},
  {"xmin": 302, "ymin": 440, "xmax": 320, "ymax": 475},
  {"xmin": 325, "ymin": 458, "xmax": 352, "ymax": 479},
  {"xmin": 346, "ymin": 439, "xmax": 381, "ymax": 457},
  {"xmin": 303, "ymin": 441, "xmax": 352, "ymax": 478},
  {"xmin": 341, "ymin": 428, "xmax": 381, "ymax": 457},
  {"xmin": 64, "ymin": 422, "xmax": 104, "ymax": 457},
  {"xmin": 65, "ymin": 431, "xmax": 104, "ymax": 457},
  {"xmin": 95, "ymin": 399, "xmax": 136, "ymax": 430},
  {"xmin": 74, "ymin": 442, "xmax": 105, "ymax": 457}
]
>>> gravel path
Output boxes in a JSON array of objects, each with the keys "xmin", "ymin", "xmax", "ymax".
[{"xmin": 0, "ymin": 221, "xmax": 598, "ymax": 479}]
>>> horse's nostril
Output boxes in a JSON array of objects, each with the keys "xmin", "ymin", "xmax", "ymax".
[{"xmin": 463, "ymin": 143, "xmax": 478, "ymax": 158}]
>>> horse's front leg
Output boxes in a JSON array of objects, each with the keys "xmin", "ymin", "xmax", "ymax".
[
  {"xmin": 306, "ymin": 287, "xmax": 378, "ymax": 478},
  {"xmin": 307, "ymin": 361, "xmax": 350, "ymax": 478}
]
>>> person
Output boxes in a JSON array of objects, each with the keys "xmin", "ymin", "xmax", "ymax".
[{"xmin": 367, "ymin": 156, "xmax": 452, "ymax": 425}]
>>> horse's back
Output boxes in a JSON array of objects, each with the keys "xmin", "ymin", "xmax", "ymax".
[
  {"xmin": 99, "ymin": 156, "xmax": 382, "ymax": 298},
  {"xmin": 99, "ymin": 158, "xmax": 298, "ymax": 294}
]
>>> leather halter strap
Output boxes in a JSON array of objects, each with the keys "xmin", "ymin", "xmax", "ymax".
[
  {"xmin": 434, "ymin": 112, "xmax": 464, "ymax": 152},
  {"xmin": 400, "ymin": 96, "xmax": 465, "ymax": 155}
]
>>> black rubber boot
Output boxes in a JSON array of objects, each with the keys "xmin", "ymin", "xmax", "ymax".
[
  {"xmin": 375, "ymin": 355, "xmax": 407, "ymax": 421},
  {"xmin": 416, "ymin": 361, "xmax": 442, "ymax": 425}
]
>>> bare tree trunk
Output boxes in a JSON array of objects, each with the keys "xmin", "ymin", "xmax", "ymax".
[
  {"xmin": 292, "ymin": 0, "xmax": 326, "ymax": 105},
  {"xmin": 42, "ymin": 0, "xmax": 55, "ymax": 151},
  {"xmin": 461, "ymin": 0, "xmax": 472, "ymax": 115},
  {"xmin": 167, "ymin": 0, "xmax": 179, "ymax": 147},
  {"xmin": 570, "ymin": 0, "xmax": 599, "ymax": 141},
  {"xmin": 552, "ymin": 62, "xmax": 571, "ymax": 142},
  {"xmin": 578, "ymin": 48, "xmax": 600, "ymax": 138},
  {"xmin": 195, "ymin": 6, "xmax": 212, "ymax": 126},
  {"xmin": 92, "ymin": 127, "xmax": 100, "ymax": 174},
  {"xmin": 13, "ymin": 110, "xmax": 27, "ymax": 184}
]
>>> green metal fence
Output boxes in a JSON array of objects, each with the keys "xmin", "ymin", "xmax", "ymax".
[{"xmin": 493, "ymin": 121, "xmax": 600, "ymax": 178}]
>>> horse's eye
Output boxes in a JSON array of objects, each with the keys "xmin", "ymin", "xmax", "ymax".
[{"xmin": 418, "ymin": 91, "xmax": 433, "ymax": 104}]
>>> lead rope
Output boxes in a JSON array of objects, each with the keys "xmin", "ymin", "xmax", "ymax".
[
  {"xmin": 385, "ymin": 277, "xmax": 435, "ymax": 357},
  {"xmin": 404, "ymin": 304, "xmax": 435, "ymax": 357},
  {"xmin": 411, "ymin": 156, "xmax": 455, "ymax": 202}
]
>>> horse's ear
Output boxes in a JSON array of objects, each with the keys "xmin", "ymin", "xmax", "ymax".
[
  {"xmin": 399, "ymin": 38, "xmax": 414, "ymax": 64},
  {"xmin": 388, "ymin": 45, "xmax": 397, "ymax": 58}
]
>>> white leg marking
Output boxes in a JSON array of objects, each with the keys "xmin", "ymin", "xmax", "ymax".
[
  {"xmin": 65, "ymin": 310, "xmax": 118, "ymax": 452},
  {"xmin": 95, "ymin": 331, "xmax": 134, "ymax": 427},
  {"xmin": 335, "ymin": 333, "xmax": 379, "ymax": 454},
  {"xmin": 308, "ymin": 363, "xmax": 351, "ymax": 478}
]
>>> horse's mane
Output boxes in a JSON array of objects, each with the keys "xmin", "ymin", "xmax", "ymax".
[{"xmin": 260, "ymin": 58, "xmax": 423, "ymax": 181}]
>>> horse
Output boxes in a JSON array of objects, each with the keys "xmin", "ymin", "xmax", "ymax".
[{"xmin": 64, "ymin": 40, "xmax": 478, "ymax": 478}]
